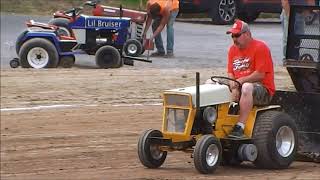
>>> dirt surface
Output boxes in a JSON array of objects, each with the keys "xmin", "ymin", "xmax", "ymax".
[{"xmin": 1, "ymin": 67, "xmax": 319, "ymax": 180}]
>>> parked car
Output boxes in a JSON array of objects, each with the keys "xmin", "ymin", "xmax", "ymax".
[{"xmin": 179, "ymin": 0, "xmax": 282, "ymax": 25}]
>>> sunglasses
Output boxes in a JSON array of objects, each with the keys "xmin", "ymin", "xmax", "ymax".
[{"xmin": 231, "ymin": 33, "xmax": 243, "ymax": 38}]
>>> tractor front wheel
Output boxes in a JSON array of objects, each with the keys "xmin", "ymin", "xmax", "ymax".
[
  {"xmin": 194, "ymin": 135, "xmax": 222, "ymax": 174},
  {"xmin": 138, "ymin": 129, "xmax": 167, "ymax": 168},
  {"xmin": 253, "ymin": 110, "xmax": 298, "ymax": 169},
  {"xmin": 95, "ymin": 46, "xmax": 122, "ymax": 69}
]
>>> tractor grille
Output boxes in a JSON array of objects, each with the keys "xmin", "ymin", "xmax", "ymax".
[{"xmin": 165, "ymin": 108, "xmax": 189, "ymax": 133}]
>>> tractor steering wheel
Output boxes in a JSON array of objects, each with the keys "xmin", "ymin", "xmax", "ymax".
[{"xmin": 210, "ymin": 76, "xmax": 242, "ymax": 92}]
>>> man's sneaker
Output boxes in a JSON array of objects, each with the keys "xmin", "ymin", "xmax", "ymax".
[
  {"xmin": 228, "ymin": 125, "xmax": 245, "ymax": 138},
  {"xmin": 150, "ymin": 51, "xmax": 165, "ymax": 57},
  {"xmin": 164, "ymin": 52, "xmax": 174, "ymax": 58}
]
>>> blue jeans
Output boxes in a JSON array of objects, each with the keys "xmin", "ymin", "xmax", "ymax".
[{"xmin": 152, "ymin": 10, "xmax": 179, "ymax": 54}]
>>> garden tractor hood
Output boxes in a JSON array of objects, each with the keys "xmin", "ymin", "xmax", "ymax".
[{"xmin": 165, "ymin": 84, "xmax": 231, "ymax": 107}]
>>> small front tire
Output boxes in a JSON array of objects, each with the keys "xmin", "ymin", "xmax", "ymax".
[
  {"xmin": 95, "ymin": 46, "xmax": 122, "ymax": 69},
  {"xmin": 194, "ymin": 135, "xmax": 222, "ymax": 174},
  {"xmin": 138, "ymin": 129, "xmax": 167, "ymax": 168}
]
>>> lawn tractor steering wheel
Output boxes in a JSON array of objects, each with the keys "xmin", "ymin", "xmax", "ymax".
[
  {"xmin": 210, "ymin": 76, "xmax": 242, "ymax": 92},
  {"xmin": 65, "ymin": 7, "xmax": 83, "ymax": 17}
]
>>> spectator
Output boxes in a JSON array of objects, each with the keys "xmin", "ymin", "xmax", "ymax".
[{"xmin": 142, "ymin": 0, "xmax": 179, "ymax": 58}]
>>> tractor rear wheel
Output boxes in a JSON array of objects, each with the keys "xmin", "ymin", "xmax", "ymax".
[
  {"xmin": 194, "ymin": 135, "xmax": 222, "ymax": 174},
  {"xmin": 95, "ymin": 46, "xmax": 122, "ymax": 69},
  {"xmin": 19, "ymin": 38, "xmax": 59, "ymax": 68},
  {"xmin": 138, "ymin": 129, "xmax": 167, "ymax": 168},
  {"xmin": 253, "ymin": 110, "xmax": 298, "ymax": 169}
]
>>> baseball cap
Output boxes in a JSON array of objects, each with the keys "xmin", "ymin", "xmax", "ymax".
[{"xmin": 226, "ymin": 20, "xmax": 250, "ymax": 34}]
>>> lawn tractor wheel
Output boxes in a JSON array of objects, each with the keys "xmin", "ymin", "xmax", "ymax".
[
  {"xmin": 19, "ymin": 38, "xmax": 59, "ymax": 68},
  {"xmin": 194, "ymin": 135, "xmax": 222, "ymax": 174},
  {"xmin": 253, "ymin": 110, "xmax": 298, "ymax": 169},
  {"xmin": 123, "ymin": 39, "xmax": 143, "ymax": 57},
  {"xmin": 138, "ymin": 129, "xmax": 167, "ymax": 168},
  {"xmin": 95, "ymin": 46, "xmax": 122, "ymax": 69},
  {"xmin": 48, "ymin": 18, "xmax": 72, "ymax": 37},
  {"xmin": 59, "ymin": 55, "xmax": 75, "ymax": 68}
]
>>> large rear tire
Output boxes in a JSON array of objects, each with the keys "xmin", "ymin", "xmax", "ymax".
[
  {"xmin": 194, "ymin": 135, "xmax": 222, "ymax": 174},
  {"xmin": 19, "ymin": 38, "xmax": 59, "ymax": 69},
  {"xmin": 210, "ymin": 0, "xmax": 237, "ymax": 25},
  {"xmin": 253, "ymin": 110, "xmax": 298, "ymax": 169},
  {"xmin": 138, "ymin": 129, "xmax": 167, "ymax": 168},
  {"xmin": 95, "ymin": 46, "xmax": 122, "ymax": 69},
  {"xmin": 48, "ymin": 18, "xmax": 72, "ymax": 37}
]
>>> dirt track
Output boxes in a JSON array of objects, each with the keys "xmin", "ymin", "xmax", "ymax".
[{"xmin": 1, "ymin": 67, "xmax": 319, "ymax": 180}]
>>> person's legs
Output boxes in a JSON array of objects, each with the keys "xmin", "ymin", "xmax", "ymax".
[
  {"xmin": 229, "ymin": 83, "xmax": 254, "ymax": 138},
  {"xmin": 152, "ymin": 16, "xmax": 165, "ymax": 55},
  {"xmin": 166, "ymin": 10, "xmax": 179, "ymax": 56},
  {"xmin": 229, "ymin": 83, "xmax": 271, "ymax": 138}
]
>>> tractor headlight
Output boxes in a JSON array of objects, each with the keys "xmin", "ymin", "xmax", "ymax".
[{"xmin": 203, "ymin": 107, "xmax": 217, "ymax": 124}]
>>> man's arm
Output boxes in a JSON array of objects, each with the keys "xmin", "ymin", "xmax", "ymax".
[
  {"xmin": 142, "ymin": 3, "xmax": 152, "ymax": 39},
  {"xmin": 237, "ymin": 71, "xmax": 265, "ymax": 85},
  {"xmin": 150, "ymin": 9, "xmax": 170, "ymax": 40}
]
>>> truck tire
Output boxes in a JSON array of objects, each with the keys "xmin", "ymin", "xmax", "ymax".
[
  {"xmin": 123, "ymin": 39, "xmax": 143, "ymax": 57},
  {"xmin": 19, "ymin": 38, "xmax": 59, "ymax": 69},
  {"xmin": 238, "ymin": 12, "xmax": 260, "ymax": 23},
  {"xmin": 59, "ymin": 55, "xmax": 75, "ymax": 68},
  {"xmin": 210, "ymin": 0, "xmax": 237, "ymax": 25},
  {"xmin": 48, "ymin": 18, "xmax": 72, "ymax": 37},
  {"xmin": 95, "ymin": 46, "xmax": 122, "ymax": 69},
  {"xmin": 253, "ymin": 110, "xmax": 298, "ymax": 169},
  {"xmin": 194, "ymin": 135, "xmax": 222, "ymax": 174},
  {"xmin": 138, "ymin": 129, "xmax": 167, "ymax": 168}
]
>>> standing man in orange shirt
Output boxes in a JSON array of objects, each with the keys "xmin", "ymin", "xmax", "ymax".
[
  {"xmin": 142, "ymin": 0, "xmax": 179, "ymax": 58},
  {"xmin": 226, "ymin": 20, "xmax": 275, "ymax": 138}
]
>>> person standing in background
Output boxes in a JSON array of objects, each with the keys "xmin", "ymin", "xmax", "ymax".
[{"xmin": 142, "ymin": 0, "xmax": 179, "ymax": 58}]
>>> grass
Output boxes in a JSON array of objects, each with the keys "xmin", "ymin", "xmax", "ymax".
[{"xmin": 0, "ymin": 0, "xmax": 148, "ymax": 15}]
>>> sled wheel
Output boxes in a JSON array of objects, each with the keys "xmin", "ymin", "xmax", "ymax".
[
  {"xmin": 48, "ymin": 18, "xmax": 72, "ymax": 37},
  {"xmin": 253, "ymin": 110, "xmax": 298, "ymax": 169},
  {"xmin": 194, "ymin": 135, "xmax": 222, "ymax": 174},
  {"xmin": 10, "ymin": 58, "xmax": 20, "ymax": 68},
  {"xmin": 138, "ymin": 129, "xmax": 167, "ymax": 168},
  {"xmin": 95, "ymin": 46, "xmax": 122, "ymax": 69},
  {"xmin": 59, "ymin": 55, "xmax": 75, "ymax": 68},
  {"xmin": 123, "ymin": 39, "xmax": 143, "ymax": 57},
  {"xmin": 19, "ymin": 38, "xmax": 59, "ymax": 69}
]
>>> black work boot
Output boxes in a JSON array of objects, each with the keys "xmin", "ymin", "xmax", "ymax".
[
  {"xmin": 228, "ymin": 125, "xmax": 245, "ymax": 138},
  {"xmin": 150, "ymin": 51, "xmax": 165, "ymax": 57}
]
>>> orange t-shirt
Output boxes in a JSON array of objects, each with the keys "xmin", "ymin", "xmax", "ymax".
[
  {"xmin": 227, "ymin": 39, "xmax": 275, "ymax": 96},
  {"xmin": 148, "ymin": 0, "xmax": 179, "ymax": 15}
]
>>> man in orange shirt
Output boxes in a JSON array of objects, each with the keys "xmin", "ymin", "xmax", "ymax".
[
  {"xmin": 226, "ymin": 20, "xmax": 275, "ymax": 138},
  {"xmin": 142, "ymin": 0, "xmax": 179, "ymax": 58}
]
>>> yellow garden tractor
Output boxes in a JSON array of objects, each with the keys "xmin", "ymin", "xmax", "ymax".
[{"xmin": 137, "ymin": 5, "xmax": 319, "ymax": 174}]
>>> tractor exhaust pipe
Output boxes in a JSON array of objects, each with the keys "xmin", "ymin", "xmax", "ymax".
[{"xmin": 196, "ymin": 72, "xmax": 200, "ymax": 112}]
